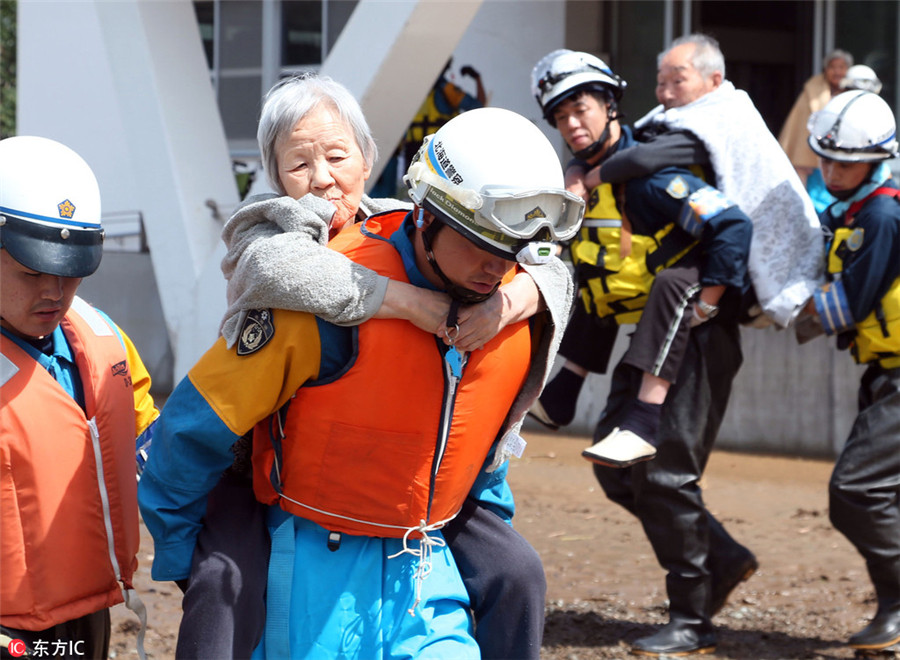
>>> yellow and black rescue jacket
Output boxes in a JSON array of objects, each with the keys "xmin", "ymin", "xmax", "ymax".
[
  {"xmin": 571, "ymin": 175, "xmax": 698, "ymax": 325},
  {"xmin": 828, "ymin": 186, "xmax": 900, "ymax": 368}
]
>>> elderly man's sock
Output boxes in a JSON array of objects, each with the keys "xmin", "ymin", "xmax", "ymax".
[{"xmin": 620, "ymin": 399, "xmax": 663, "ymax": 446}]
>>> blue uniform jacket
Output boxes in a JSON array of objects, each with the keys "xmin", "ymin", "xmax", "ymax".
[
  {"xmin": 624, "ymin": 166, "xmax": 752, "ymax": 290},
  {"xmin": 816, "ymin": 180, "xmax": 900, "ymax": 332}
]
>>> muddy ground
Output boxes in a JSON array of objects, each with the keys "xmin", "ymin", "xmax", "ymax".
[{"xmin": 111, "ymin": 431, "xmax": 892, "ymax": 659}]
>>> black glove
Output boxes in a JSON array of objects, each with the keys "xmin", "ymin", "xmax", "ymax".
[{"xmin": 460, "ymin": 65, "xmax": 480, "ymax": 79}]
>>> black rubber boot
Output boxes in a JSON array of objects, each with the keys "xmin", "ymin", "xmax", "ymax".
[
  {"xmin": 631, "ymin": 575, "xmax": 717, "ymax": 657},
  {"xmin": 850, "ymin": 572, "xmax": 900, "ymax": 651},
  {"xmin": 707, "ymin": 516, "xmax": 758, "ymax": 616},
  {"xmin": 849, "ymin": 603, "xmax": 900, "ymax": 651}
]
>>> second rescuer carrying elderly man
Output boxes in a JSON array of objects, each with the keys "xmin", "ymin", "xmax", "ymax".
[{"xmin": 138, "ymin": 107, "xmax": 583, "ymax": 658}]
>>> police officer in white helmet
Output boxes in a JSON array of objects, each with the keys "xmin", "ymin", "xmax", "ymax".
[
  {"xmin": 0, "ymin": 136, "xmax": 158, "ymax": 659},
  {"xmin": 528, "ymin": 38, "xmax": 759, "ymax": 657},
  {"xmin": 804, "ymin": 90, "xmax": 900, "ymax": 654}
]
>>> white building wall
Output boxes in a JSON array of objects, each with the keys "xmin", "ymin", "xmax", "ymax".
[{"xmin": 18, "ymin": 0, "xmax": 239, "ymax": 383}]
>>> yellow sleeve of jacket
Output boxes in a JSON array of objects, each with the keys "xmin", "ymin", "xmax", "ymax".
[
  {"xmin": 116, "ymin": 324, "xmax": 159, "ymax": 437},
  {"xmin": 187, "ymin": 308, "xmax": 322, "ymax": 436}
]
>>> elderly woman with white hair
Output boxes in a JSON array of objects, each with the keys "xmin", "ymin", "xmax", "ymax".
[{"xmin": 170, "ymin": 74, "xmax": 573, "ymax": 660}]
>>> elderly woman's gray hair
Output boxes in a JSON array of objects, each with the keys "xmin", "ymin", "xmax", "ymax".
[
  {"xmin": 257, "ymin": 74, "xmax": 378, "ymax": 195},
  {"xmin": 661, "ymin": 33, "xmax": 726, "ymax": 81},
  {"xmin": 823, "ymin": 49, "xmax": 854, "ymax": 71}
]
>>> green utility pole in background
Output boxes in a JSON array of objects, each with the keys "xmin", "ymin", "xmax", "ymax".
[{"xmin": 1, "ymin": 0, "xmax": 16, "ymax": 137}]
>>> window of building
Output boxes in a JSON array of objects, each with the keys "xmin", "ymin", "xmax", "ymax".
[{"xmin": 193, "ymin": 0, "xmax": 357, "ymax": 158}]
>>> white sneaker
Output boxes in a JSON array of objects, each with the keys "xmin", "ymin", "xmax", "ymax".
[{"xmin": 582, "ymin": 427, "xmax": 657, "ymax": 468}]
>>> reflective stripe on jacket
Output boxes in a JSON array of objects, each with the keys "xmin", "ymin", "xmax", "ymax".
[
  {"xmin": 1, "ymin": 297, "xmax": 139, "ymax": 630},
  {"xmin": 252, "ymin": 211, "xmax": 532, "ymax": 537}
]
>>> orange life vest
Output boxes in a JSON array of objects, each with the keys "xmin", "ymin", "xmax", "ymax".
[
  {"xmin": 1, "ymin": 298, "xmax": 139, "ymax": 630},
  {"xmin": 253, "ymin": 212, "xmax": 531, "ymax": 538}
]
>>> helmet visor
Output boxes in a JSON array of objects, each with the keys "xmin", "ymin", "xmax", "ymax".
[{"xmin": 0, "ymin": 212, "xmax": 104, "ymax": 278}]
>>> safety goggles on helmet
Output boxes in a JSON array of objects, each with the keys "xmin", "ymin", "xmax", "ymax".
[
  {"xmin": 405, "ymin": 149, "xmax": 584, "ymax": 264},
  {"xmin": 478, "ymin": 185, "xmax": 585, "ymax": 242}
]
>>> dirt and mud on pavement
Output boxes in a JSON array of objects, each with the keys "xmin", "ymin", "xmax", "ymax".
[{"xmin": 112, "ymin": 431, "xmax": 897, "ymax": 660}]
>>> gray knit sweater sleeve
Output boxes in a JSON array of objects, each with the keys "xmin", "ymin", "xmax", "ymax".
[
  {"xmin": 487, "ymin": 255, "xmax": 574, "ymax": 472},
  {"xmin": 219, "ymin": 193, "xmax": 403, "ymax": 347}
]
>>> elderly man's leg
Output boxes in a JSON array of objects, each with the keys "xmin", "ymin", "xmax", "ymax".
[
  {"xmin": 443, "ymin": 498, "xmax": 547, "ymax": 660},
  {"xmin": 177, "ymin": 472, "xmax": 270, "ymax": 660}
]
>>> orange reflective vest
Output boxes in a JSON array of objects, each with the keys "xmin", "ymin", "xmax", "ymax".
[
  {"xmin": 253, "ymin": 212, "xmax": 532, "ymax": 538},
  {"xmin": 1, "ymin": 298, "xmax": 139, "ymax": 630}
]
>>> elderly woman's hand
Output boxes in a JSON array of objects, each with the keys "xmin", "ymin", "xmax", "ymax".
[
  {"xmin": 451, "ymin": 272, "xmax": 543, "ymax": 352},
  {"xmin": 379, "ymin": 281, "xmax": 453, "ymax": 336}
]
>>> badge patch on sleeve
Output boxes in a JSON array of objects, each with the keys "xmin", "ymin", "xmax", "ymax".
[
  {"xmin": 687, "ymin": 185, "xmax": 732, "ymax": 220},
  {"xmin": 676, "ymin": 185, "xmax": 734, "ymax": 237},
  {"xmin": 237, "ymin": 309, "xmax": 275, "ymax": 356},
  {"xmin": 846, "ymin": 227, "xmax": 865, "ymax": 251},
  {"xmin": 665, "ymin": 175, "xmax": 689, "ymax": 199}
]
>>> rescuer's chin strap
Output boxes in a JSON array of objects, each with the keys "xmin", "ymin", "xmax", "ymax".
[
  {"xmin": 421, "ymin": 220, "xmax": 500, "ymax": 304},
  {"xmin": 571, "ymin": 105, "xmax": 622, "ymax": 161}
]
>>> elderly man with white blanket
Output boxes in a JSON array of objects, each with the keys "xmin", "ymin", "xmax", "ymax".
[{"xmin": 634, "ymin": 80, "xmax": 824, "ymax": 328}]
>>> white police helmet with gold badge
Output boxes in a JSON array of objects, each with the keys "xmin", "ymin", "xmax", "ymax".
[
  {"xmin": 404, "ymin": 107, "xmax": 584, "ymax": 265},
  {"xmin": 0, "ymin": 136, "xmax": 104, "ymax": 278}
]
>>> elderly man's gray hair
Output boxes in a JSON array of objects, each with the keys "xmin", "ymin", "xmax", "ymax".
[
  {"xmin": 660, "ymin": 33, "xmax": 726, "ymax": 81},
  {"xmin": 257, "ymin": 74, "xmax": 378, "ymax": 196}
]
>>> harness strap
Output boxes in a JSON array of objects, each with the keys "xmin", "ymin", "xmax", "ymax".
[
  {"xmin": 123, "ymin": 589, "xmax": 148, "ymax": 660},
  {"xmin": 265, "ymin": 510, "xmax": 295, "ymax": 659},
  {"xmin": 615, "ymin": 184, "xmax": 633, "ymax": 260},
  {"xmin": 846, "ymin": 186, "xmax": 900, "ymax": 225}
]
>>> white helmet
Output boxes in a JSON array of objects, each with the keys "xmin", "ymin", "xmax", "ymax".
[
  {"xmin": 840, "ymin": 64, "xmax": 883, "ymax": 95},
  {"xmin": 808, "ymin": 91, "xmax": 898, "ymax": 163},
  {"xmin": 0, "ymin": 136, "xmax": 104, "ymax": 277},
  {"xmin": 531, "ymin": 49, "xmax": 626, "ymax": 125},
  {"xmin": 405, "ymin": 107, "xmax": 584, "ymax": 265}
]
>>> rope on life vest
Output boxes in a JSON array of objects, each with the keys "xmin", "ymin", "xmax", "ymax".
[{"xmin": 387, "ymin": 517, "xmax": 455, "ymax": 616}]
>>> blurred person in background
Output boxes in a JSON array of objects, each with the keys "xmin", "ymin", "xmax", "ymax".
[{"xmin": 779, "ymin": 49, "xmax": 854, "ymax": 211}]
